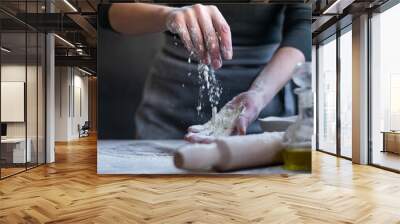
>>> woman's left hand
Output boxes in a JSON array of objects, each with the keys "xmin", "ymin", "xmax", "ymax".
[
  {"xmin": 227, "ymin": 90, "xmax": 266, "ymax": 135},
  {"xmin": 184, "ymin": 90, "xmax": 266, "ymax": 144}
]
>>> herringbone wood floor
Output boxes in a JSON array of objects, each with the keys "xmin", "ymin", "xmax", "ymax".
[{"xmin": 1, "ymin": 135, "xmax": 400, "ymax": 224}]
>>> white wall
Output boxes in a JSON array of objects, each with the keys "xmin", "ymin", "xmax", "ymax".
[
  {"xmin": 72, "ymin": 73, "xmax": 89, "ymax": 138},
  {"xmin": 1, "ymin": 65, "xmax": 27, "ymax": 140},
  {"xmin": 55, "ymin": 67, "xmax": 89, "ymax": 141},
  {"xmin": 55, "ymin": 66, "xmax": 69, "ymax": 141},
  {"xmin": 1, "ymin": 64, "xmax": 41, "ymax": 138}
]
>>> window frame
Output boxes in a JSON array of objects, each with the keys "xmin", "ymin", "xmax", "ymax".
[{"xmin": 315, "ymin": 23, "xmax": 353, "ymax": 160}]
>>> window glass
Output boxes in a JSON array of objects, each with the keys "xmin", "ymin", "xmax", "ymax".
[
  {"xmin": 339, "ymin": 29, "xmax": 352, "ymax": 158},
  {"xmin": 1, "ymin": 31, "xmax": 28, "ymax": 177},
  {"xmin": 0, "ymin": 1, "xmax": 46, "ymax": 179},
  {"xmin": 318, "ymin": 37, "xmax": 337, "ymax": 154},
  {"xmin": 371, "ymin": 3, "xmax": 400, "ymax": 171}
]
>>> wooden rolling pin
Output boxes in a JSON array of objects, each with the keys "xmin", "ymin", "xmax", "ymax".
[{"xmin": 174, "ymin": 132, "xmax": 285, "ymax": 172}]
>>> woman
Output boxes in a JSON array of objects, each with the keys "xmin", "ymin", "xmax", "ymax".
[{"xmin": 103, "ymin": 3, "xmax": 311, "ymax": 141}]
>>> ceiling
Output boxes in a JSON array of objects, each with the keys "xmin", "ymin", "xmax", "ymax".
[
  {"xmin": 0, "ymin": 0, "xmax": 395, "ymax": 73},
  {"xmin": 1, "ymin": 0, "xmax": 100, "ymax": 72}
]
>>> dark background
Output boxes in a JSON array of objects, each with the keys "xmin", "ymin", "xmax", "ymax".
[{"xmin": 97, "ymin": 5, "xmax": 164, "ymax": 139}]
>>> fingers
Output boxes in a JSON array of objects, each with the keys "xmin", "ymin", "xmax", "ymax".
[
  {"xmin": 209, "ymin": 6, "xmax": 232, "ymax": 60},
  {"xmin": 184, "ymin": 10, "xmax": 207, "ymax": 62},
  {"xmin": 167, "ymin": 12, "xmax": 194, "ymax": 53},
  {"xmin": 235, "ymin": 116, "xmax": 249, "ymax": 135},
  {"xmin": 186, "ymin": 124, "xmax": 215, "ymax": 143},
  {"xmin": 187, "ymin": 125, "xmax": 205, "ymax": 133},
  {"xmin": 184, "ymin": 132, "xmax": 216, "ymax": 144},
  {"xmin": 179, "ymin": 23, "xmax": 195, "ymax": 54},
  {"xmin": 166, "ymin": 4, "xmax": 231, "ymax": 68},
  {"xmin": 233, "ymin": 99, "xmax": 259, "ymax": 135},
  {"xmin": 225, "ymin": 94, "xmax": 246, "ymax": 111},
  {"xmin": 194, "ymin": 4, "xmax": 222, "ymax": 69}
]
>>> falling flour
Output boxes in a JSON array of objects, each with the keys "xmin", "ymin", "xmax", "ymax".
[
  {"xmin": 186, "ymin": 51, "xmax": 222, "ymax": 116},
  {"xmin": 195, "ymin": 63, "xmax": 222, "ymax": 115},
  {"xmin": 185, "ymin": 49, "xmax": 241, "ymax": 138}
]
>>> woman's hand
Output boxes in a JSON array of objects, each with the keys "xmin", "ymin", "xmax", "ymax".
[
  {"xmin": 184, "ymin": 90, "xmax": 267, "ymax": 144},
  {"xmin": 227, "ymin": 90, "xmax": 266, "ymax": 135},
  {"xmin": 165, "ymin": 4, "xmax": 232, "ymax": 69}
]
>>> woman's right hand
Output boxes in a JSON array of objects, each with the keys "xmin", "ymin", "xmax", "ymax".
[{"xmin": 165, "ymin": 4, "xmax": 232, "ymax": 69}]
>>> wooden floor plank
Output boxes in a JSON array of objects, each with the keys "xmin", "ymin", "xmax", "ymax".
[{"xmin": 0, "ymin": 135, "xmax": 400, "ymax": 223}]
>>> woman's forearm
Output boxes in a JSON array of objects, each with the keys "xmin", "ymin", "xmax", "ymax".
[
  {"xmin": 109, "ymin": 3, "xmax": 173, "ymax": 35},
  {"xmin": 250, "ymin": 47, "xmax": 305, "ymax": 107}
]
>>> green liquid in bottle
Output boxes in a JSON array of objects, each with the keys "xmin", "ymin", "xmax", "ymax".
[{"xmin": 282, "ymin": 148, "xmax": 311, "ymax": 171}]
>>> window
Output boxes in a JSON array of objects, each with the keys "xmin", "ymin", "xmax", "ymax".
[
  {"xmin": 339, "ymin": 28, "xmax": 352, "ymax": 158},
  {"xmin": 0, "ymin": 1, "xmax": 47, "ymax": 179},
  {"xmin": 370, "ymin": 3, "xmax": 400, "ymax": 171},
  {"xmin": 317, "ymin": 36, "xmax": 337, "ymax": 154}
]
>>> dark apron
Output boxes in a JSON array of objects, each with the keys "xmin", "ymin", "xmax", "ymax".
[{"xmin": 135, "ymin": 34, "xmax": 297, "ymax": 139}]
